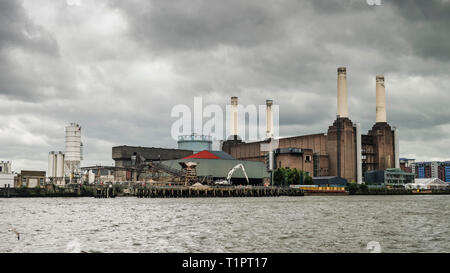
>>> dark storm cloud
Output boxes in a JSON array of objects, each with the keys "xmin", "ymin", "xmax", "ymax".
[
  {"xmin": 0, "ymin": 0, "xmax": 57, "ymax": 53},
  {"xmin": 111, "ymin": 0, "xmax": 288, "ymax": 53},
  {"xmin": 109, "ymin": 0, "xmax": 450, "ymax": 159},
  {"xmin": 389, "ymin": 0, "xmax": 450, "ymax": 61},
  {"xmin": 0, "ymin": 0, "xmax": 64, "ymax": 101}
]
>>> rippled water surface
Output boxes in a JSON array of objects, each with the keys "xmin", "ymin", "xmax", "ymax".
[{"xmin": 1, "ymin": 195, "xmax": 449, "ymax": 253}]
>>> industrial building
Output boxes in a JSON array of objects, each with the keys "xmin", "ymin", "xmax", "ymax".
[
  {"xmin": 16, "ymin": 171, "xmax": 46, "ymax": 188},
  {"xmin": 0, "ymin": 161, "xmax": 14, "ymax": 188},
  {"xmin": 364, "ymin": 168, "xmax": 414, "ymax": 186},
  {"xmin": 160, "ymin": 150, "xmax": 270, "ymax": 185},
  {"xmin": 81, "ymin": 166, "xmax": 116, "ymax": 184},
  {"xmin": 177, "ymin": 134, "xmax": 212, "ymax": 152},
  {"xmin": 411, "ymin": 161, "xmax": 450, "ymax": 182},
  {"xmin": 112, "ymin": 146, "xmax": 193, "ymax": 181},
  {"xmin": 46, "ymin": 122, "xmax": 83, "ymax": 185},
  {"xmin": 109, "ymin": 145, "xmax": 269, "ymax": 185},
  {"xmin": 222, "ymin": 67, "xmax": 400, "ymax": 183}
]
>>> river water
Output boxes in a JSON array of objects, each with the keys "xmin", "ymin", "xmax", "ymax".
[{"xmin": 0, "ymin": 195, "xmax": 449, "ymax": 253}]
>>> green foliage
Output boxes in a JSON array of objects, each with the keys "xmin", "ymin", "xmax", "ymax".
[
  {"xmin": 346, "ymin": 182, "xmax": 359, "ymax": 195},
  {"xmin": 287, "ymin": 168, "xmax": 300, "ymax": 185},
  {"xmin": 359, "ymin": 184, "xmax": 369, "ymax": 193},
  {"xmin": 304, "ymin": 176, "xmax": 314, "ymax": 185},
  {"xmin": 273, "ymin": 168, "xmax": 286, "ymax": 186},
  {"xmin": 273, "ymin": 168, "xmax": 313, "ymax": 186}
]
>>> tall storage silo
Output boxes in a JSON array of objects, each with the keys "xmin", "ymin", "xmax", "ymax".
[
  {"xmin": 48, "ymin": 152, "xmax": 55, "ymax": 178},
  {"xmin": 56, "ymin": 152, "xmax": 65, "ymax": 178},
  {"xmin": 64, "ymin": 123, "xmax": 82, "ymax": 180},
  {"xmin": 177, "ymin": 134, "xmax": 212, "ymax": 153}
]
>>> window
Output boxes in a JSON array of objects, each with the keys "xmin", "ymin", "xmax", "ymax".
[{"xmin": 305, "ymin": 155, "xmax": 312, "ymax": 162}]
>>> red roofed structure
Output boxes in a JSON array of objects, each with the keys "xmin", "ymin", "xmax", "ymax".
[{"xmin": 182, "ymin": 150, "xmax": 235, "ymax": 160}]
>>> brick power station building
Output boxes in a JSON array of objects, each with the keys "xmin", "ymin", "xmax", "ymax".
[{"xmin": 222, "ymin": 67, "xmax": 400, "ymax": 183}]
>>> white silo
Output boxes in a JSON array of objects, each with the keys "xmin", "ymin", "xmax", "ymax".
[
  {"xmin": 48, "ymin": 151, "xmax": 56, "ymax": 178},
  {"xmin": 56, "ymin": 152, "xmax": 65, "ymax": 178},
  {"xmin": 64, "ymin": 123, "xmax": 82, "ymax": 180}
]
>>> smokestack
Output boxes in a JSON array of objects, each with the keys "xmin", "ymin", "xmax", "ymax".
[
  {"xmin": 266, "ymin": 99, "xmax": 273, "ymax": 139},
  {"xmin": 355, "ymin": 122, "xmax": 362, "ymax": 184},
  {"xmin": 394, "ymin": 127, "xmax": 400, "ymax": 169},
  {"xmin": 376, "ymin": 76, "xmax": 387, "ymax": 123},
  {"xmin": 231, "ymin": 96, "xmax": 238, "ymax": 136},
  {"xmin": 337, "ymin": 67, "xmax": 349, "ymax": 118}
]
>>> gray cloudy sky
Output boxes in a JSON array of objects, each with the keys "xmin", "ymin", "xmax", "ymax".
[{"xmin": 1, "ymin": 0, "xmax": 450, "ymax": 171}]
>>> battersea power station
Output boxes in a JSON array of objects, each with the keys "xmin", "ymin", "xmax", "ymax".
[{"xmin": 222, "ymin": 67, "xmax": 400, "ymax": 183}]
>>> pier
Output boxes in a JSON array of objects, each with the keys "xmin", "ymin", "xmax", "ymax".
[
  {"xmin": 94, "ymin": 185, "xmax": 116, "ymax": 198},
  {"xmin": 134, "ymin": 186, "xmax": 304, "ymax": 198}
]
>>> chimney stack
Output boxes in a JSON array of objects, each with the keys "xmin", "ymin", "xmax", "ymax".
[
  {"xmin": 376, "ymin": 76, "xmax": 387, "ymax": 123},
  {"xmin": 266, "ymin": 99, "xmax": 273, "ymax": 139},
  {"xmin": 231, "ymin": 96, "xmax": 238, "ymax": 136},
  {"xmin": 337, "ymin": 67, "xmax": 349, "ymax": 118}
]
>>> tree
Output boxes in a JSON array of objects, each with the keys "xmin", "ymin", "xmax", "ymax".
[
  {"xmin": 347, "ymin": 182, "xmax": 358, "ymax": 195},
  {"xmin": 304, "ymin": 176, "xmax": 314, "ymax": 185},
  {"xmin": 273, "ymin": 168, "xmax": 285, "ymax": 186},
  {"xmin": 287, "ymin": 168, "xmax": 300, "ymax": 185}
]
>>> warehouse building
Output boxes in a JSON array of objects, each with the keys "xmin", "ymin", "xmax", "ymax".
[
  {"xmin": 112, "ymin": 146, "xmax": 193, "ymax": 181},
  {"xmin": 160, "ymin": 150, "xmax": 270, "ymax": 185},
  {"xmin": 16, "ymin": 171, "xmax": 46, "ymax": 188},
  {"xmin": 222, "ymin": 68, "xmax": 399, "ymax": 183}
]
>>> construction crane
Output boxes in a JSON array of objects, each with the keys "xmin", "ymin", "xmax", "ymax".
[{"xmin": 215, "ymin": 164, "xmax": 249, "ymax": 186}]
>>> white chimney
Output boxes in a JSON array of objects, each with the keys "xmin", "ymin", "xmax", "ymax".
[
  {"xmin": 394, "ymin": 127, "xmax": 400, "ymax": 169},
  {"xmin": 355, "ymin": 122, "xmax": 362, "ymax": 184},
  {"xmin": 337, "ymin": 67, "xmax": 349, "ymax": 118},
  {"xmin": 231, "ymin": 97, "xmax": 238, "ymax": 136},
  {"xmin": 376, "ymin": 76, "xmax": 387, "ymax": 123},
  {"xmin": 266, "ymin": 99, "xmax": 273, "ymax": 139}
]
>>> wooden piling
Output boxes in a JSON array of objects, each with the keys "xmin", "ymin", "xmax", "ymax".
[{"xmin": 129, "ymin": 186, "xmax": 303, "ymax": 198}]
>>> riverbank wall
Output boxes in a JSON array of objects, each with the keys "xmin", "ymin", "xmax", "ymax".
[
  {"xmin": 0, "ymin": 185, "xmax": 304, "ymax": 198},
  {"xmin": 351, "ymin": 189, "xmax": 450, "ymax": 195},
  {"xmin": 0, "ymin": 185, "xmax": 96, "ymax": 198},
  {"xmin": 134, "ymin": 186, "xmax": 304, "ymax": 198},
  {"xmin": 1, "ymin": 185, "xmax": 449, "ymax": 198}
]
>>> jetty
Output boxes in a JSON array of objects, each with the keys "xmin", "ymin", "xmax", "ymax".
[{"xmin": 134, "ymin": 186, "xmax": 304, "ymax": 198}]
